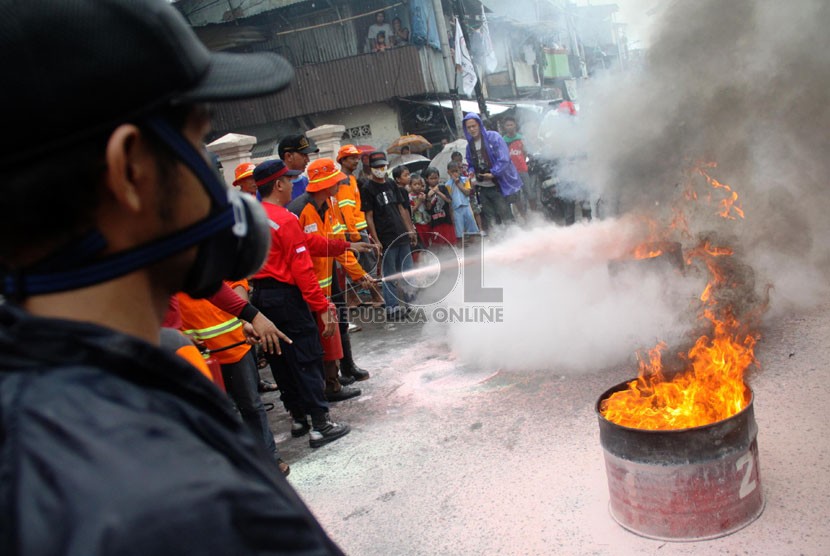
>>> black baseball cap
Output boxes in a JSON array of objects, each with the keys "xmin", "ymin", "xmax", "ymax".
[
  {"xmin": 0, "ymin": 0, "xmax": 294, "ymax": 167},
  {"xmin": 278, "ymin": 134, "xmax": 320, "ymax": 158},
  {"xmin": 253, "ymin": 159, "xmax": 302, "ymax": 186},
  {"xmin": 368, "ymin": 151, "xmax": 389, "ymax": 168}
]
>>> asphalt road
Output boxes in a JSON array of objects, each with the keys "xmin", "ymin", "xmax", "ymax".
[{"xmin": 264, "ymin": 302, "xmax": 830, "ymax": 556}]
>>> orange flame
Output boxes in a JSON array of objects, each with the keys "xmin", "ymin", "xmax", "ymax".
[
  {"xmin": 695, "ymin": 165, "xmax": 745, "ymax": 220},
  {"xmin": 601, "ymin": 171, "xmax": 758, "ymax": 430},
  {"xmin": 600, "ymin": 306, "xmax": 755, "ymax": 430},
  {"xmin": 632, "ymin": 244, "xmax": 664, "ymax": 260}
]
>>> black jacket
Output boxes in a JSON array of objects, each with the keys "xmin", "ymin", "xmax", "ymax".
[{"xmin": 0, "ymin": 303, "xmax": 343, "ymax": 556}]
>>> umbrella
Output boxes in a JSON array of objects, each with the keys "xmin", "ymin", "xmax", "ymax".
[
  {"xmin": 386, "ymin": 153, "xmax": 431, "ymax": 177},
  {"xmin": 387, "ymin": 134, "xmax": 431, "ymax": 154},
  {"xmin": 430, "ymin": 138, "xmax": 468, "ymax": 179}
]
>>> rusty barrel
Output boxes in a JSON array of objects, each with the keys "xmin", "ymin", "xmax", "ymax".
[{"xmin": 596, "ymin": 380, "xmax": 764, "ymax": 541}]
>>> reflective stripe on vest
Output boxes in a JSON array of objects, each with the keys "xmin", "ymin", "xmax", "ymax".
[
  {"xmin": 182, "ymin": 317, "xmax": 243, "ymax": 341},
  {"xmin": 338, "ymin": 198, "xmax": 357, "ymax": 208},
  {"xmin": 318, "ymin": 275, "xmax": 333, "ymax": 288}
]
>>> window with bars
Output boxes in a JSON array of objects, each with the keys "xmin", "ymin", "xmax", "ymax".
[{"xmin": 346, "ymin": 124, "xmax": 372, "ymax": 139}]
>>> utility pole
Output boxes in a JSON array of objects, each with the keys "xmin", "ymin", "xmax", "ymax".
[
  {"xmin": 432, "ymin": 0, "xmax": 464, "ymax": 137},
  {"xmin": 453, "ymin": 0, "xmax": 489, "ymax": 121}
]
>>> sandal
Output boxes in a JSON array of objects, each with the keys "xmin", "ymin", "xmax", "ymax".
[{"xmin": 277, "ymin": 459, "xmax": 290, "ymax": 477}]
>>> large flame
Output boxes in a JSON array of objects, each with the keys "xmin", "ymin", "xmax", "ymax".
[
  {"xmin": 600, "ymin": 303, "xmax": 757, "ymax": 430},
  {"xmin": 601, "ymin": 165, "xmax": 759, "ymax": 430}
]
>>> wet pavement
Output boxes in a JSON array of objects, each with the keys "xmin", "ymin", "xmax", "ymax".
[{"xmin": 263, "ymin": 303, "xmax": 830, "ymax": 556}]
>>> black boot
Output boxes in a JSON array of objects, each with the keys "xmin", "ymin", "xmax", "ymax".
[
  {"xmin": 339, "ymin": 331, "xmax": 370, "ymax": 381},
  {"xmin": 309, "ymin": 413, "xmax": 351, "ymax": 448},
  {"xmin": 338, "ymin": 371, "xmax": 356, "ymax": 386},
  {"xmin": 324, "ymin": 361, "xmax": 361, "ymax": 402}
]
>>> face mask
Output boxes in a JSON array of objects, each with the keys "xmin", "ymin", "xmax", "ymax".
[
  {"xmin": 1, "ymin": 116, "xmax": 269, "ymax": 300},
  {"xmin": 371, "ymin": 168, "xmax": 387, "ymax": 179}
]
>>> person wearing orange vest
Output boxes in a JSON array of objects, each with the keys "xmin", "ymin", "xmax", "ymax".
[
  {"xmin": 287, "ymin": 158, "xmax": 378, "ymax": 398},
  {"xmin": 177, "ymin": 280, "xmax": 289, "ymax": 475},
  {"xmin": 249, "ymin": 159, "xmax": 373, "ymax": 448},
  {"xmin": 336, "ymin": 144, "xmax": 383, "ymax": 310},
  {"xmin": 335, "ymin": 145, "xmax": 368, "ymax": 241}
]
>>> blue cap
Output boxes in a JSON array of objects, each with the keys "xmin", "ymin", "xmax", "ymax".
[{"xmin": 253, "ymin": 159, "xmax": 302, "ymax": 186}]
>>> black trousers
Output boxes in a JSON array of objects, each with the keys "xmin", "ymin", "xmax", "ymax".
[
  {"xmin": 220, "ymin": 350, "xmax": 279, "ymax": 461},
  {"xmin": 250, "ymin": 280, "xmax": 329, "ymax": 420}
]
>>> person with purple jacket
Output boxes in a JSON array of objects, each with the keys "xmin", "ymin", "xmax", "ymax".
[{"xmin": 462, "ymin": 113, "xmax": 523, "ymax": 229}]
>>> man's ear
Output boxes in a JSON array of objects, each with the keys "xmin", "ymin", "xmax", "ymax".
[{"xmin": 103, "ymin": 124, "xmax": 153, "ymax": 213}]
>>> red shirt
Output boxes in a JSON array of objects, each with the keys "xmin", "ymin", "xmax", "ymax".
[
  {"xmin": 253, "ymin": 201, "xmax": 343, "ymax": 313},
  {"xmin": 505, "ymin": 137, "xmax": 529, "ymax": 173}
]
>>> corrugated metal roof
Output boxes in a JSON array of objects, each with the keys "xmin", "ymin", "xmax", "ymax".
[
  {"xmin": 176, "ymin": 0, "xmax": 307, "ymax": 27},
  {"xmin": 212, "ymin": 45, "xmax": 449, "ymax": 133}
]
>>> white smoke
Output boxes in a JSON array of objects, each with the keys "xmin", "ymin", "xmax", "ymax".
[
  {"xmin": 420, "ymin": 218, "xmax": 704, "ymax": 372},
  {"xmin": 422, "ymin": 0, "xmax": 830, "ymax": 371},
  {"xmin": 534, "ymin": 0, "xmax": 830, "ymax": 315}
]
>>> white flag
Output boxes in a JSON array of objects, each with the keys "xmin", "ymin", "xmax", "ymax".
[
  {"xmin": 480, "ymin": 6, "xmax": 498, "ymax": 74},
  {"xmin": 454, "ymin": 18, "xmax": 477, "ymax": 96}
]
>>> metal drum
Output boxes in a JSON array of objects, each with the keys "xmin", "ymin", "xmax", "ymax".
[{"xmin": 596, "ymin": 380, "xmax": 764, "ymax": 541}]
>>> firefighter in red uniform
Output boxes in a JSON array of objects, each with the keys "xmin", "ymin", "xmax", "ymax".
[{"xmin": 249, "ymin": 159, "xmax": 373, "ymax": 447}]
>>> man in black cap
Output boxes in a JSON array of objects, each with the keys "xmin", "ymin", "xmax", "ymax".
[
  {"xmin": 360, "ymin": 151, "xmax": 418, "ymax": 319},
  {"xmin": 0, "ymin": 1, "xmax": 344, "ymax": 554},
  {"xmin": 278, "ymin": 133, "xmax": 319, "ymax": 200}
]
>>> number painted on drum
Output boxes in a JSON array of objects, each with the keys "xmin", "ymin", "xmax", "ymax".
[{"xmin": 736, "ymin": 452, "xmax": 757, "ymax": 499}]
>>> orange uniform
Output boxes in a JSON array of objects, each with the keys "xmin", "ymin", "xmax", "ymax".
[
  {"xmin": 288, "ymin": 194, "xmax": 369, "ymax": 297},
  {"xmin": 335, "ymin": 174, "xmax": 368, "ymax": 241},
  {"xmin": 177, "ymin": 279, "xmax": 251, "ymax": 366}
]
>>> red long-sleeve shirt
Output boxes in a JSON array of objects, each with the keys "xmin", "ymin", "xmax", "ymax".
[{"xmin": 253, "ymin": 201, "xmax": 343, "ymax": 313}]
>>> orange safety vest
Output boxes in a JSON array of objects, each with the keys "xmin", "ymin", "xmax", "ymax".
[
  {"xmin": 177, "ymin": 280, "xmax": 251, "ymax": 366},
  {"xmin": 294, "ymin": 196, "xmax": 367, "ymax": 296},
  {"xmin": 335, "ymin": 175, "xmax": 368, "ymax": 240}
]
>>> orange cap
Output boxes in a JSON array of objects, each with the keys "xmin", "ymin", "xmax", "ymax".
[
  {"xmin": 306, "ymin": 158, "xmax": 347, "ymax": 193},
  {"xmin": 232, "ymin": 162, "xmax": 256, "ymax": 185},
  {"xmin": 337, "ymin": 144, "xmax": 361, "ymax": 161}
]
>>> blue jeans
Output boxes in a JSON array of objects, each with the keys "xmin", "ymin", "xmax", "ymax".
[{"xmin": 381, "ymin": 241, "xmax": 413, "ymax": 310}]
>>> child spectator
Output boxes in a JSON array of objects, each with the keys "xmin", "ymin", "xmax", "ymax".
[
  {"xmin": 452, "ymin": 151, "xmax": 484, "ymax": 233},
  {"xmin": 423, "ymin": 166, "xmax": 456, "ymax": 247},
  {"xmin": 374, "ymin": 31, "xmax": 388, "ymax": 52},
  {"xmin": 446, "ymin": 161, "xmax": 480, "ymax": 245},
  {"xmin": 393, "ymin": 164, "xmax": 411, "ymax": 193},
  {"xmin": 408, "ymin": 174, "xmax": 431, "ymax": 261}
]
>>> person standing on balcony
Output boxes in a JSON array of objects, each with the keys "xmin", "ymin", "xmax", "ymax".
[
  {"xmin": 391, "ymin": 17, "xmax": 410, "ymax": 47},
  {"xmin": 278, "ymin": 133, "xmax": 319, "ymax": 200},
  {"xmin": 366, "ymin": 11, "xmax": 392, "ymax": 52}
]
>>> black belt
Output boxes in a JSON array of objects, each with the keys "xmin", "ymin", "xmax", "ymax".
[{"xmin": 250, "ymin": 277, "xmax": 296, "ymax": 290}]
